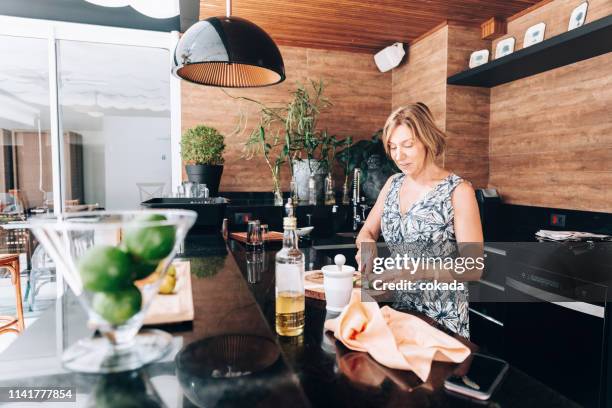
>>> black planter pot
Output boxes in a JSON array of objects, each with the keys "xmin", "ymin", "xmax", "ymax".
[{"xmin": 185, "ymin": 164, "xmax": 223, "ymax": 196}]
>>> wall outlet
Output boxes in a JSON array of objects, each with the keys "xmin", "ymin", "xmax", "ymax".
[{"xmin": 550, "ymin": 213, "xmax": 566, "ymax": 227}]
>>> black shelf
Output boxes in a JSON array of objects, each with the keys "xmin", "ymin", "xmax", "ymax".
[{"xmin": 447, "ymin": 14, "xmax": 612, "ymax": 87}]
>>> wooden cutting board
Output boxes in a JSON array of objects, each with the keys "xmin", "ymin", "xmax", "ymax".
[
  {"xmin": 144, "ymin": 260, "xmax": 194, "ymax": 325},
  {"xmin": 230, "ymin": 231, "xmax": 284, "ymax": 242},
  {"xmin": 304, "ymin": 270, "xmax": 361, "ymax": 300}
]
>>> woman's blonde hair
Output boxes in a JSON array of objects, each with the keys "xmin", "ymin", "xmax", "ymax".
[{"xmin": 382, "ymin": 102, "xmax": 446, "ymax": 159}]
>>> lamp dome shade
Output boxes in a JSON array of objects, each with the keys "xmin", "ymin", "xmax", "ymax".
[{"xmin": 173, "ymin": 16, "xmax": 285, "ymax": 88}]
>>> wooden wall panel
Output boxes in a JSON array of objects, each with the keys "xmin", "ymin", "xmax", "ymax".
[
  {"xmin": 182, "ymin": 45, "xmax": 391, "ymax": 192},
  {"xmin": 392, "ymin": 23, "xmax": 490, "ymax": 188},
  {"xmin": 308, "ymin": 48, "xmax": 391, "ymax": 140},
  {"xmin": 445, "ymin": 86, "xmax": 490, "ymax": 188},
  {"xmin": 445, "ymin": 24, "xmax": 491, "ymax": 188},
  {"xmin": 392, "ymin": 25, "xmax": 448, "ymax": 130},
  {"xmin": 489, "ymin": 0, "xmax": 612, "ymax": 212},
  {"xmin": 489, "ymin": 47, "xmax": 612, "ymax": 212}
]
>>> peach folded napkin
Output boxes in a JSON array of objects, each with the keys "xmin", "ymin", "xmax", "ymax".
[{"xmin": 324, "ymin": 289, "xmax": 471, "ymax": 381}]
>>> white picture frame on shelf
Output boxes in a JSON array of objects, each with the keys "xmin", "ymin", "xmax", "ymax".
[
  {"xmin": 568, "ymin": 1, "xmax": 588, "ymax": 31},
  {"xmin": 469, "ymin": 49, "xmax": 489, "ymax": 68},
  {"xmin": 523, "ymin": 22, "xmax": 546, "ymax": 48},
  {"xmin": 495, "ymin": 37, "xmax": 515, "ymax": 59}
]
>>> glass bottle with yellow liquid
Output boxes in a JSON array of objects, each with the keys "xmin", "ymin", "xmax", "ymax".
[{"xmin": 275, "ymin": 213, "xmax": 305, "ymax": 336}]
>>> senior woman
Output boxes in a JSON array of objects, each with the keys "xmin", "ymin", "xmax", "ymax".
[{"xmin": 356, "ymin": 102, "xmax": 483, "ymax": 338}]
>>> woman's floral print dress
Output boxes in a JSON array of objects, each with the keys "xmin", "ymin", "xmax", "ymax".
[{"xmin": 381, "ymin": 173, "xmax": 470, "ymax": 338}]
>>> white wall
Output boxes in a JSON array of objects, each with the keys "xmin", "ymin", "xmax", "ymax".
[{"xmin": 80, "ymin": 115, "xmax": 171, "ymax": 210}]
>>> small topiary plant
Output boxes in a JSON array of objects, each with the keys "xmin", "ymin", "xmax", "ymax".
[{"xmin": 181, "ymin": 125, "xmax": 225, "ymax": 165}]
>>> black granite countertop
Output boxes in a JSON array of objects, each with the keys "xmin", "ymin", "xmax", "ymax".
[{"xmin": 0, "ymin": 233, "xmax": 580, "ymax": 408}]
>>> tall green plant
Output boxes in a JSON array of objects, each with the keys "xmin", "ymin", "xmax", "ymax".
[
  {"xmin": 320, "ymin": 131, "xmax": 340, "ymax": 174},
  {"xmin": 229, "ymin": 79, "xmax": 333, "ymax": 186},
  {"xmin": 244, "ymin": 126, "xmax": 286, "ymax": 195},
  {"xmin": 286, "ymin": 80, "xmax": 331, "ymax": 173},
  {"xmin": 335, "ymin": 136, "xmax": 354, "ymax": 186}
]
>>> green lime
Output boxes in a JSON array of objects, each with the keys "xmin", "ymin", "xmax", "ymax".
[
  {"xmin": 131, "ymin": 258, "xmax": 159, "ymax": 280},
  {"xmin": 92, "ymin": 285, "xmax": 142, "ymax": 325},
  {"xmin": 79, "ymin": 245, "xmax": 132, "ymax": 292},
  {"xmin": 123, "ymin": 214, "xmax": 176, "ymax": 262}
]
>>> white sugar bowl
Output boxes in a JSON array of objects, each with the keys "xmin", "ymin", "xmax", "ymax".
[{"xmin": 321, "ymin": 254, "xmax": 356, "ymax": 312}]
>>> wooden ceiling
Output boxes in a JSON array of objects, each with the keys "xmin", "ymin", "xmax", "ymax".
[{"xmin": 199, "ymin": 0, "xmax": 541, "ymax": 53}]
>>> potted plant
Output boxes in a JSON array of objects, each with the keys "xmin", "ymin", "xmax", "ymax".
[
  {"xmin": 235, "ymin": 79, "xmax": 332, "ymax": 204},
  {"xmin": 336, "ymin": 130, "xmax": 398, "ymax": 204},
  {"xmin": 181, "ymin": 125, "xmax": 226, "ymax": 197},
  {"xmin": 285, "ymin": 80, "xmax": 331, "ymax": 203}
]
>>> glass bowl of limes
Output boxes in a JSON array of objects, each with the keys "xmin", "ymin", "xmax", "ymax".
[{"xmin": 28, "ymin": 209, "xmax": 196, "ymax": 373}]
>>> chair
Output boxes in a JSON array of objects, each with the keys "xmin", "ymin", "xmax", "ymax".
[
  {"xmin": 0, "ymin": 216, "xmax": 34, "ymax": 311},
  {"xmin": 0, "ymin": 192, "xmax": 24, "ymax": 215},
  {"xmin": 0, "ymin": 213, "xmax": 30, "ymax": 268},
  {"xmin": 0, "ymin": 254, "xmax": 24, "ymax": 335},
  {"xmin": 137, "ymin": 182, "xmax": 165, "ymax": 202},
  {"xmin": 27, "ymin": 242, "xmax": 55, "ymax": 312}
]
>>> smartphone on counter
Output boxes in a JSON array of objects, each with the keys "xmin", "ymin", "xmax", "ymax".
[{"xmin": 444, "ymin": 353, "xmax": 509, "ymax": 400}]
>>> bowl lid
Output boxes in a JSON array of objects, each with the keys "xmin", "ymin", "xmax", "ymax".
[{"xmin": 322, "ymin": 264, "xmax": 355, "ymax": 276}]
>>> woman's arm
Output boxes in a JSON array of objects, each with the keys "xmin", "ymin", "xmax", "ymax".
[
  {"xmin": 355, "ymin": 175, "xmax": 396, "ymax": 271},
  {"xmin": 448, "ymin": 181, "xmax": 484, "ymax": 281},
  {"xmin": 452, "ymin": 181, "xmax": 483, "ymax": 244}
]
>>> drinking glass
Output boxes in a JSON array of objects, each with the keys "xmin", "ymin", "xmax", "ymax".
[
  {"xmin": 246, "ymin": 220, "xmax": 262, "ymax": 249},
  {"xmin": 260, "ymin": 224, "xmax": 269, "ymax": 243},
  {"xmin": 246, "ymin": 252, "xmax": 265, "ymax": 284},
  {"xmin": 183, "ymin": 181, "xmax": 196, "ymax": 198},
  {"xmin": 197, "ymin": 184, "xmax": 209, "ymax": 200},
  {"xmin": 28, "ymin": 210, "xmax": 196, "ymax": 373},
  {"xmin": 246, "ymin": 220, "xmax": 264, "ymax": 269}
]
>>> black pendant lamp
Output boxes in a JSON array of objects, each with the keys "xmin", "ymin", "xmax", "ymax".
[{"xmin": 173, "ymin": 0, "xmax": 285, "ymax": 88}]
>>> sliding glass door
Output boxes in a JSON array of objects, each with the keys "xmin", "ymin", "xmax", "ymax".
[
  {"xmin": 0, "ymin": 15, "xmax": 180, "ymax": 214},
  {"xmin": 57, "ymin": 40, "xmax": 172, "ymax": 210},
  {"xmin": 0, "ymin": 35, "xmax": 53, "ymax": 214}
]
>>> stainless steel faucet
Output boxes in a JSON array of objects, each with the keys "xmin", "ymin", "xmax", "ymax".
[
  {"xmin": 352, "ymin": 168, "xmax": 372, "ymax": 233},
  {"xmin": 352, "ymin": 169, "xmax": 362, "ymax": 231}
]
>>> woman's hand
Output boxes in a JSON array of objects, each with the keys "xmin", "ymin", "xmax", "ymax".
[{"xmin": 355, "ymin": 238, "xmax": 376, "ymax": 273}]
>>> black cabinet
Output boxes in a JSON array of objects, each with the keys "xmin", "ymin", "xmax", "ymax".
[
  {"xmin": 468, "ymin": 308, "xmax": 505, "ymax": 357},
  {"xmin": 468, "ymin": 244, "xmax": 508, "ymax": 355}
]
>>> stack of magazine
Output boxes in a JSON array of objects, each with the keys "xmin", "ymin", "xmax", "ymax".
[{"xmin": 535, "ymin": 230, "xmax": 612, "ymax": 242}]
